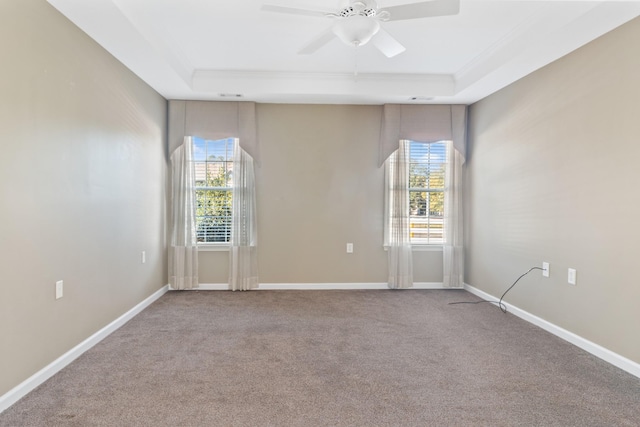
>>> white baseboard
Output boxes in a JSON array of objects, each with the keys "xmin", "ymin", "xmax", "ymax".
[
  {"xmin": 190, "ymin": 282, "xmax": 446, "ymax": 291},
  {"xmin": 192, "ymin": 283, "xmax": 228, "ymax": 290},
  {"xmin": 464, "ymin": 283, "xmax": 640, "ymax": 379},
  {"xmin": 0, "ymin": 285, "xmax": 169, "ymax": 415}
]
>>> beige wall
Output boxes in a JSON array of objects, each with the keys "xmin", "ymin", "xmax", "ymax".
[
  {"xmin": 466, "ymin": 17, "xmax": 640, "ymax": 364},
  {"xmin": 198, "ymin": 104, "xmax": 443, "ymax": 284},
  {"xmin": 0, "ymin": 0, "xmax": 168, "ymax": 396}
]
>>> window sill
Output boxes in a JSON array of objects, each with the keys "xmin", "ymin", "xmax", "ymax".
[
  {"xmin": 197, "ymin": 244, "xmax": 230, "ymax": 252},
  {"xmin": 383, "ymin": 245, "xmax": 444, "ymax": 252},
  {"xmin": 412, "ymin": 245, "xmax": 444, "ymax": 252}
]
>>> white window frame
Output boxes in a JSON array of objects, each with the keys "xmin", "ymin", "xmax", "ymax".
[
  {"xmin": 408, "ymin": 140, "xmax": 448, "ymax": 247},
  {"xmin": 384, "ymin": 140, "xmax": 449, "ymax": 250},
  {"xmin": 192, "ymin": 137, "xmax": 236, "ymax": 250}
]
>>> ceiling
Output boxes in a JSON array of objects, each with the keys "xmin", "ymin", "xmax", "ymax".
[{"xmin": 47, "ymin": 0, "xmax": 640, "ymax": 105}]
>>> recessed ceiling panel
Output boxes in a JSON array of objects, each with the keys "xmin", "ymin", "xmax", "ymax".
[{"xmin": 46, "ymin": 0, "xmax": 640, "ymax": 104}]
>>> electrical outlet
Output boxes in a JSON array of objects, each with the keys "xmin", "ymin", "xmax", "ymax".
[
  {"xmin": 542, "ymin": 262, "xmax": 549, "ymax": 278},
  {"xmin": 141, "ymin": 250, "xmax": 146, "ymax": 264},
  {"xmin": 568, "ymin": 268, "xmax": 577, "ymax": 285},
  {"xmin": 346, "ymin": 243, "xmax": 353, "ymax": 253},
  {"xmin": 55, "ymin": 280, "xmax": 63, "ymax": 299}
]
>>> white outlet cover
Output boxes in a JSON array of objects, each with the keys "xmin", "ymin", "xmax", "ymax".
[
  {"xmin": 55, "ymin": 280, "xmax": 64, "ymax": 299},
  {"xmin": 542, "ymin": 262, "xmax": 549, "ymax": 277},
  {"xmin": 568, "ymin": 268, "xmax": 577, "ymax": 285},
  {"xmin": 346, "ymin": 243, "xmax": 353, "ymax": 253}
]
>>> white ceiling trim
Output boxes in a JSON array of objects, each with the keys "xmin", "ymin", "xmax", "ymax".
[
  {"xmin": 110, "ymin": 0, "xmax": 195, "ymax": 85},
  {"xmin": 192, "ymin": 70, "xmax": 454, "ymax": 101},
  {"xmin": 454, "ymin": 0, "xmax": 640, "ymax": 101}
]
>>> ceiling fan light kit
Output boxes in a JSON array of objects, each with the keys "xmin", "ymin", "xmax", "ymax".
[
  {"xmin": 262, "ymin": 0, "xmax": 460, "ymax": 57},
  {"xmin": 332, "ymin": 15, "xmax": 380, "ymax": 47}
]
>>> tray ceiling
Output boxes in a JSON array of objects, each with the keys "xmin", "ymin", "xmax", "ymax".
[{"xmin": 47, "ymin": 0, "xmax": 640, "ymax": 104}]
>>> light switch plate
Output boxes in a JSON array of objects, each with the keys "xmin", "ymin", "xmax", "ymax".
[
  {"xmin": 568, "ymin": 268, "xmax": 577, "ymax": 285},
  {"xmin": 346, "ymin": 243, "xmax": 353, "ymax": 253}
]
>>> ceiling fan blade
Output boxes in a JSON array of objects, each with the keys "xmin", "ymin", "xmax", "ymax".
[
  {"xmin": 298, "ymin": 27, "xmax": 336, "ymax": 54},
  {"xmin": 372, "ymin": 28, "xmax": 406, "ymax": 58},
  {"xmin": 261, "ymin": 4, "xmax": 332, "ymax": 18},
  {"xmin": 382, "ymin": 0, "xmax": 460, "ymax": 22}
]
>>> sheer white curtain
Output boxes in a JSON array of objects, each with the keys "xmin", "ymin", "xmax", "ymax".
[
  {"xmin": 384, "ymin": 140, "xmax": 413, "ymax": 289},
  {"xmin": 229, "ymin": 143, "xmax": 258, "ymax": 291},
  {"xmin": 169, "ymin": 137, "xmax": 199, "ymax": 290},
  {"xmin": 443, "ymin": 142, "xmax": 464, "ymax": 288},
  {"xmin": 379, "ymin": 105, "xmax": 467, "ymax": 288}
]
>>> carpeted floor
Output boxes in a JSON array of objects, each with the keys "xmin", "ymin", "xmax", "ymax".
[{"xmin": 1, "ymin": 290, "xmax": 639, "ymax": 426}]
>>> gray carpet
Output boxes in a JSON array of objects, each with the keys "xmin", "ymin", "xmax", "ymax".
[{"xmin": 1, "ymin": 290, "xmax": 639, "ymax": 426}]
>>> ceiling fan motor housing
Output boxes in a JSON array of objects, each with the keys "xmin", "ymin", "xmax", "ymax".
[
  {"xmin": 339, "ymin": 2, "xmax": 378, "ymax": 18},
  {"xmin": 333, "ymin": 0, "xmax": 384, "ymax": 46}
]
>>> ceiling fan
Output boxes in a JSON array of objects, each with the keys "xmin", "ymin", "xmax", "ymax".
[{"xmin": 261, "ymin": 0, "xmax": 460, "ymax": 58}]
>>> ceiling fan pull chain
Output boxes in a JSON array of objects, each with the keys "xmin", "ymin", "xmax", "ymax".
[{"xmin": 353, "ymin": 43, "xmax": 359, "ymax": 79}]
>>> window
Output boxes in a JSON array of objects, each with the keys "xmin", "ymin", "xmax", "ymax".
[
  {"xmin": 408, "ymin": 141, "xmax": 448, "ymax": 245},
  {"xmin": 192, "ymin": 137, "xmax": 235, "ymax": 244}
]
